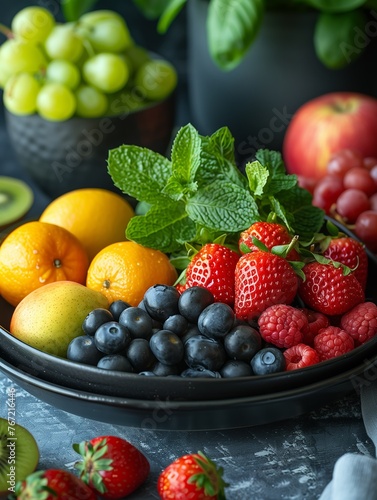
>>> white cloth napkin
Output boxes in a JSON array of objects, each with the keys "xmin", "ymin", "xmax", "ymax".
[{"xmin": 318, "ymin": 382, "xmax": 377, "ymax": 500}]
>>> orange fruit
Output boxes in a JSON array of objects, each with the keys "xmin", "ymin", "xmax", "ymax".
[
  {"xmin": 86, "ymin": 241, "xmax": 178, "ymax": 306},
  {"xmin": 0, "ymin": 221, "xmax": 89, "ymax": 306},
  {"xmin": 39, "ymin": 188, "xmax": 135, "ymax": 261}
]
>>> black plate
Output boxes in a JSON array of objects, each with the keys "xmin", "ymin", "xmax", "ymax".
[
  {"xmin": 0, "ymin": 217, "xmax": 376, "ymax": 402},
  {"xmin": 0, "ymin": 353, "xmax": 373, "ymax": 430}
]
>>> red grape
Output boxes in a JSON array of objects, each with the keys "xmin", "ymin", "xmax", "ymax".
[
  {"xmin": 335, "ymin": 189, "xmax": 370, "ymax": 223},
  {"xmin": 326, "ymin": 149, "xmax": 364, "ymax": 177},
  {"xmin": 343, "ymin": 167, "xmax": 377, "ymax": 197},
  {"xmin": 363, "ymin": 157, "xmax": 377, "ymax": 171},
  {"xmin": 371, "ymin": 165, "xmax": 377, "ymax": 187},
  {"xmin": 355, "ymin": 211, "xmax": 377, "ymax": 252},
  {"xmin": 312, "ymin": 175, "xmax": 344, "ymax": 213},
  {"xmin": 370, "ymin": 193, "xmax": 377, "ymax": 212}
]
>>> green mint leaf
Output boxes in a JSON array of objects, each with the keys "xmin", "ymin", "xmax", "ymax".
[
  {"xmin": 268, "ymin": 196, "xmax": 293, "ymax": 231},
  {"xmin": 208, "ymin": 126, "xmax": 237, "ymax": 164},
  {"xmin": 255, "ymin": 149, "xmax": 286, "ymax": 174},
  {"xmin": 277, "ymin": 186, "xmax": 325, "ymax": 239},
  {"xmin": 125, "ymin": 201, "xmax": 196, "ymax": 253},
  {"xmin": 171, "ymin": 123, "xmax": 202, "ymax": 186},
  {"xmin": 186, "ymin": 180, "xmax": 259, "ymax": 232},
  {"xmin": 245, "ymin": 161, "xmax": 269, "ymax": 196},
  {"xmin": 162, "ymin": 177, "xmax": 197, "ymax": 201},
  {"xmin": 107, "ymin": 145, "xmax": 172, "ymax": 204},
  {"xmin": 267, "ymin": 172, "xmax": 298, "ymax": 196}
]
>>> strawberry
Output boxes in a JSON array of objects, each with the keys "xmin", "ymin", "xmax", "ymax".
[
  {"xmin": 322, "ymin": 236, "xmax": 368, "ymax": 291},
  {"xmin": 14, "ymin": 469, "xmax": 96, "ymax": 499},
  {"xmin": 178, "ymin": 243, "xmax": 239, "ymax": 305},
  {"xmin": 298, "ymin": 261, "xmax": 365, "ymax": 316},
  {"xmin": 74, "ymin": 435, "xmax": 150, "ymax": 499},
  {"xmin": 234, "ymin": 250, "xmax": 299, "ymax": 321},
  {"xmin": 238, "ymin": 221, "xmax": 300, "ymax": 260},
  {"xmin": 157, "ymin": 451, "xmax": 228, "ymax": 500}
]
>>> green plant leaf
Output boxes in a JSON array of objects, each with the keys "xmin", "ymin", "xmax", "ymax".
[
  {"xmin": 60, "ymin": 0, "xmax": 98, "ymax": 21},
  {"xmin": 304, "ymin": 0, "xmax": 366, "ymax": 12},
  {"xmin": 207, "ymin": 0, "xmax": 265, "ymax": 70},
  {"xmin": 186, "ymin": 180, "xmax": 259, "ymax": 232},
  {"xmin": 314, "ymin": 10, "xmax": 367, "ymax": 69},
  {"xmin": 107, "ymin": 145, "xmax": 172, "ymax": 204},
  {"xmin": 157, "ymin": 0, "xmax": 187, "ymax": 32},
  {"xmin": 245, "ymin": 161, "xmax": 269, "ymax": 196},
  {"xmin": 132, "ymin": 0, "xmax": 173, "ymax": 18},
  {"xmin": 171, "ymin": 123, "xmax": 202, "ymax": 185},
  {"xmin": 125, "ymin": 202, "xmax": 196, "ymax": 253}
]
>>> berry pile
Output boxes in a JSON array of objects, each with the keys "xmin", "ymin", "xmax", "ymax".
[
  {"xmin": 0, "ymin": 6, "xmax": 177, "ymax": 120},
  {"xmin": 67, "ymin": 220, "xmax": 377, "ymax": 377},
  {"xmin": 309, "ymin": 149, "xmax": 377, "ymax": 252}
]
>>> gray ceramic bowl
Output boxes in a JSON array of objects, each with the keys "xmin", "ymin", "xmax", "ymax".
[{"xmin": 5, "ymin": 91, "xmax": 175, "ymax": 199}]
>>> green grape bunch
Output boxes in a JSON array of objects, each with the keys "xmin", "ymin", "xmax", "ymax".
[{"xmin": 0, "ymin": 6, "xmax": 177, "ymax": 121}]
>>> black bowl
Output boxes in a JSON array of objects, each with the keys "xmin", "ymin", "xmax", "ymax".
[
  {"xmin": 0, "ymin": 231, "xmax": 376, "ymax": 402},
  {"xmin": 0, "ymin": 353, "xmax": 373, "ymax": 430},
  {"xmin": 4, "ymin": 85, "xmax": 176, "ymax": 199}
]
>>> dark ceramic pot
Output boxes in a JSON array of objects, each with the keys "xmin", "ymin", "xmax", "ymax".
[
  {"xmin": 187, "ymin": 1, "xmax": 377, "ymax": 164},
  {"xmin": 5, "ymin": 93, "xmax": 175, "ymax": 200}
]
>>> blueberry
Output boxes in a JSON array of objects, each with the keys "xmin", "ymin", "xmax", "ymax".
[
  {"xmin": 109, "ymin": 300, "xmax": 131, "ymax": 321},
  {"xmin": 152, "ymin": 362, "xmax": 182, "ymax": 376},
  {"xmin": 163, "ymin": 314, "xmax": 188, "ymax": 337},
  {"xmin": 197, "ymin": 302, "xmax": 235, "ymax": 340},
  {"xmin": 94, "ymin": 321, "xmax": 131, "ymax": 354},
  {"xmin": 224, "ymin": 325, "xmax": 262, "ymax": 362},
  {"xmin": 181, "ymin": 324, "xmax": 201, "ymax": 344},
  {"xmin": 184, "ymin": 335, "xmax": 226, "ymax": 371},
  {"xmin": 97, "ymin": 354, "xmax": 134, "ymax": 372},
  {"xmin": 67, "ymin": 335, "xmax": 103, "ymax": 366},
  {"xmin": 178, "ymin": 286, "xmax": 214, "ymax": 323},
  {"xmin": 220, "ymin": 360, "xmax": 253, "ymax": 378},
  {"xmin": 143, "ymin": 284, "xmax": 180, "ymax": 322},
  {"xmin": 119, "ymin": 306, "xmax": 153, "ymax": 339},
  {"xmin": 251, "ymin": 347, "xmax": 286, "ymax": 375},
  {"xmin": 126, "ymin": 338, "xmax": 156, "ymax": 372},
  {"xmin": 82, "ymin": 308, "xmax": 113, "ymax": 335},
  {"xmin": 149, "ymin": 330, "xmax": 184, "ymax": 365},
  {"xmin": 181, "ymin": 367, "xmax": 221, "ymax": 378}
]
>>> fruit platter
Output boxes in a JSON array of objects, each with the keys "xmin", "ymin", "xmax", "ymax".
[{"xmin": 0, "ymin": 116, "xmax": 377, "ymax": 430}]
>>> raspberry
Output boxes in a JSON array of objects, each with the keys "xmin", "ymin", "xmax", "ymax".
[
  {"xmin": 300, "ymin": 308, "xmax": 330, "ymax": 346},
  {"xmin": 313, "ymin": 326, "xmax": 354, "ymax": 361},
  {"xmin": 284, "ymin": 343, "xmax": 320, "ymax": 371},
  {"xmin": 340, "ymin": 301, "xmax": 377, "ymax": 346},
  {"xmin": 258, "ymin": 304, "xmax": 309, "ymax": 349}
]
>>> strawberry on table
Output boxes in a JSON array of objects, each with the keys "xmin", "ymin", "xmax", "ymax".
[
  {"xmin": 323, "ymin": 236, "xmax": 368, "ymax": 291},
  {"xmin": 74, "ymin": 435, "xmax": 150, "ymax": 499},
  {"xmin": 234, "ymin": 250, "xmax": 299, "ymax": 321},
  {"xmin": 178, "ymin": 243, "xmax": 240, "ymax": 306},
  {"xmin": 157, "ymin": 451, "xmax": 228, "ymax": 500},
  {"xmin": 14, "ymin": 469, "xmax": 96, "ymax": 499},
  {"xmin": 298, "ymin": 261, "xmax": 365, "ymax": 316}
]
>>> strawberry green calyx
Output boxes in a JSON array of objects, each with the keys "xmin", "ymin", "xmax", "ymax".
[
  {"xmin": 190, "ymin": 451, "xmax": 228, "ymax": 500},
  {"xmin": 73, "ymin": 438, "xmax": 113, "ymax": 494},
  {"xmin": 14, "ymin": 470, "xmax": 62, "ymax": 499}
]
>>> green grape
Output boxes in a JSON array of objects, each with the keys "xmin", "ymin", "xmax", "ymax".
[
  {"xmin": 123, "ymin": 45, "xmax": 151, "ymax": 76},
  {"xmin": 44, "ymin": 24, "xmax": 84, "ymax": 62},
  {"xmin": 134, "ymin": 59, "xmax": 177, "ymax": 101},
  {"xmin": 46, "ymin": 60, "xmax": 80, "ymax": 90},
  {"xmin": 0, "ymin": 39, "xmax": 47, "ymax": 76},
  {"xmin": 82, "ymin": 53, "xmax": 129, "ymax": 93},
  {"xmin": 11, "ymin": 6, "xmax": 55, "ymax": 44},
  {"xmin": 75, "ymin": 85, "xmax": 108, "ymax": 118},
  {"xmin": 0, "ymin": 61, "xmax": 12, "ymax": 89},
  {"xmin": 36, "ymin": 82, "xmax": 76, "ymax": 121},
  {"xmin": 4, "ymin": 73, "xmax": 41, "ymax": 115},
  {"xmin": 78, "ymin": 17, "xmax": 133, "ymax": 54}
]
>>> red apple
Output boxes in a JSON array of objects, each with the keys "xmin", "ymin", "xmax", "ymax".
[{"xmin": 282, "ymin": 92, "xmax": 377, "ymax": 181}]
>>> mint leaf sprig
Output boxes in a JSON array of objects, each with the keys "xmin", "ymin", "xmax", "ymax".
[{"xmin": 107, "ymin": 123, "xmax": 324, "ymax": 254}]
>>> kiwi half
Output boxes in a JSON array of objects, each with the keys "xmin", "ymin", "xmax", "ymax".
[
  {"xmin": 0, "ymin": 177, "xmax": 34, "ymax": 229},
  {"xmin": 0, "ymin": 416, "xmax": 39, "ymax": 493}
]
